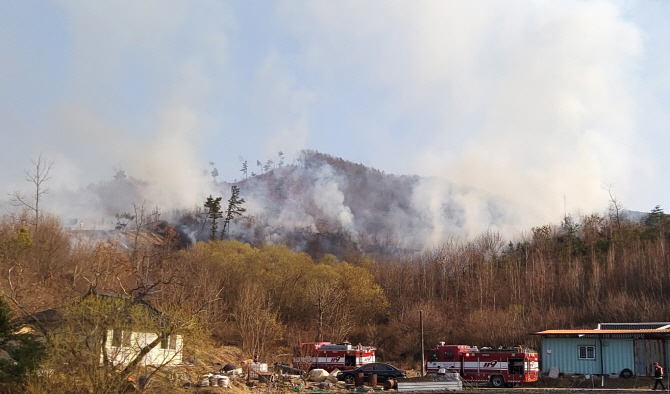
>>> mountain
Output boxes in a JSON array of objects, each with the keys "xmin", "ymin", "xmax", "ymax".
[
  {"xmin": 57, "ymin": 150, "xmax": 470, "ymax": 259},
  {"xmin": 179, "ymin": 149, "xmax": 516, "ymax": 260},
  {"xmin": 75, "ymin": 150, "xmax": 518, "ymax": 259},
  {"xmin": 225, "ymin": 150, "xmax": 423, "ymax": 259},
  {"xmin": 72, "ymin": 150, "xmax": 660, "ymax": 261}
]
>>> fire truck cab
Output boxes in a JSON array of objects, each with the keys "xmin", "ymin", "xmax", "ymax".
[
  {"xmin": 293, "ymin": 342, "xmax": 376, "ymax": 372},
  {"xmin": 426, "ymin": 343, "xmax": 539, "ymax": 388}
]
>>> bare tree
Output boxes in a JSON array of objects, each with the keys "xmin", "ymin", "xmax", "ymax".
[
  {"xmin": 129, "ymin": 201, "xmax": 160, "ymax": 251},
  {"xmin": 126, "ymin": 202, "xmax": 172, "ymax": 299},
  {"xmin": 233, "ymin": 282, "xmax": 284, "ymax": 358},
  {"xmin": 604, "ymin": 184, "xmax": 624, "ymax": 230},
  {"xmin": 306, "ymin": 279, "xmax": 353, "ymax": 342},
  {"xmin": 11, "ymin": 155, "xmax": 54, "ymax": 231}
]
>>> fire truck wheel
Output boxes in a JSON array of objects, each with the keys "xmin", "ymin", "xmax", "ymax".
[
  {"xmin": 489, "ymin": 375, "xmax": 505, "ymax": 388},
  {"xmin": 344, "ymin": 375, "xmax": 356, "ymax": 385}
]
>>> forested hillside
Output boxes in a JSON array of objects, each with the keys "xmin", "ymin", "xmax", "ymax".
[
  {"xmin": 83, "ymin": 150, "xmax": 516, "ymax": 259},
  {"xmin": 229, "ymin": 150, "xmax": 423, "ymax": 259},
  {"xmin": 1, "ymin": 152, "xmax": 669, "ymax": 391},
  {"xmin": 1, "ymin": 201, "xmax": 670, "ymax": 387}
]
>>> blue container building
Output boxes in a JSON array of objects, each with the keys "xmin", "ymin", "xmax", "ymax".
[{"xmin": 535, "ymin": 322, "xmax": 670, "ymax": 378}]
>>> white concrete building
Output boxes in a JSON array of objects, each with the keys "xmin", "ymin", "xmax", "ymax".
[{"xmin": 103, "ymin": 328, "xmax": 183, "ymax": 366}]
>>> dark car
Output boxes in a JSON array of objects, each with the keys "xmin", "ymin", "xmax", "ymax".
[{"xmin": 337, "ymin": 362, "xmax": 407, "ymax": 384}]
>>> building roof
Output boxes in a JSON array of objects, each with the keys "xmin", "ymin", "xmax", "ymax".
[
  {"xmin": 598, "ymin": 322, "xmax": 670, "ymax": 330},
  {"xmin": 536, "ymin": 322, "xmax": 670, "ymax": 336},
  {"xmin": 12, "ymin": 308, "xmax": 62, "ymax": 329},
  {"xmin": 13, "ymin": 288, "xmax": 171, "ymax": 333},
  {"xmin": 85, "ymin": 287, "xmax": 163, "ymax": 318},
  {"xmin": 535, "ymin": 329, "xmax": 670, "ymax": 335}
]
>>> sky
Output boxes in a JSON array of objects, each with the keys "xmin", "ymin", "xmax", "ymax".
[{"xmin": 1, "ymin": 1, "xmax": 670, "ymax": 236}]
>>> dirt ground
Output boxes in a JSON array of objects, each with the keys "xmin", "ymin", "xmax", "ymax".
[{"xmin": 184, "ymin": 347, "xmax": 670, "ymax": 393}]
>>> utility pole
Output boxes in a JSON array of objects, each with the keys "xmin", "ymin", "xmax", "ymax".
[
  {"xmin": 420, "ymin": 310, "xmax": 425, "ymax": 377},
  {"xmin": 315, "ymin": 296, "xmax": 323, "ymax": 342}
]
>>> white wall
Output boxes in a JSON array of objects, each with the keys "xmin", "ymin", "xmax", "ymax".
[{"xmin": 102, "ymin": 329, "xmax": 183, "ymax": 367}]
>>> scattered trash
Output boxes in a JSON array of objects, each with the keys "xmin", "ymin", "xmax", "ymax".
[
  {"xmin": 308, "ymin": 369, "xmax": 329, "ymax": 382},
  {"xmin": 327, "ymin": 369, "xmax": 339, "ymax": 383},
  {"xmin": 248, "ymin": 362, "xmax": 269, "ymax": 379},
  {"xmin": 275, "ymin": 362, "xmax": 305, "ymax": 375},
  {"xmin": 218, "ymin": 375, "xmax": 230, "ymax": 388},
  {"xmin": 318, "ymin": 381, "xmax": 332, "ymax": 389}
]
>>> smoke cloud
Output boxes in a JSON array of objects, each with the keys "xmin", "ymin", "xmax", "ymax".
[{"xmin": 1, "ymin": 1, "xmax": 666, "ymax": 246}]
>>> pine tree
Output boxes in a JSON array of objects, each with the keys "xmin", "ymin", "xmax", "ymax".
[
  {"xmin": 204, "ymin": 195, "xmax": 223, "ymax": 241},
  {"xmin": 645, "ymin": 205, "xmax": 670, "ymax": 240},
  {"xmin": 0, "ymin": 296, "xmax": 44, "ymax": 383},
  {"xmin": 222, "ymin": 186, "xmax": 246, "ymax": 239},
  {"xmin": 241, "ymin": 160, "xmax": 248, "ymax": 179}
]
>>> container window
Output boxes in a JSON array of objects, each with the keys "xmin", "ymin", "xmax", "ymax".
[{"xmin": 578, "ymin": 345, "xmax": 595, "ymax": 360}]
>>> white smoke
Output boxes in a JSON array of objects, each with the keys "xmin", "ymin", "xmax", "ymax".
[
  {"xmin": 311, "ymin": 165, "xmax": 355, "ymax": 232},
  {"xmin": 1, "ymin": 1, "xmax": 663, "ymax": 244},
  {"xmin": 275, "ymin": 0, "xmax": 646, "ymax": 239}
]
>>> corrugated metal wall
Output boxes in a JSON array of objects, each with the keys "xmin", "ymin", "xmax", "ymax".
[
  {"xmin": 602, "ymin": 339, "xmax": 634, "ymax": 376},
  {"xmin": 541, "ymin": 337, "xmax": 634, "ymax": 376},
  {"xmin": 635, "ymin": 339, "xmax": 666, "ymax": 376}
]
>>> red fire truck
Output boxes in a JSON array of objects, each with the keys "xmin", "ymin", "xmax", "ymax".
[
  {"xmin": 426, "ymin": 343, "xmax": 540, "ymax": 387},
  {"xmin": 293, "ymin": 342, "xmax": 376, "ymax": 372}
]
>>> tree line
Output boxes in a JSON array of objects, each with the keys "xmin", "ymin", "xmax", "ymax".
[
  {"xmin": 3, "ymin": 157, "xmax": 670, "ymax": 391},
  {"xmin": 1, "ymin": 205, "xmax": 669, "ymax": 385}
]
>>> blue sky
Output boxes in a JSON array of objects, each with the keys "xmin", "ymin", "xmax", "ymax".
[{"xmin": 1, "ymin": 1, "xmax": 670, "ymax": 233}]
